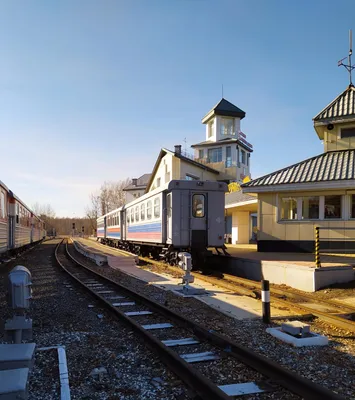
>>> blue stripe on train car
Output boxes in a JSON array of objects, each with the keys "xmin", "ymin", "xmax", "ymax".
[{"xmin": 128, "ymin": 222, "xmax": 161, "ymax": 233}]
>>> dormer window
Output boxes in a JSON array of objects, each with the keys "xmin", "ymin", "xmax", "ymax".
[{"xmin": 220, "ymin": 118, "xmax": 234, "ymax": 136}]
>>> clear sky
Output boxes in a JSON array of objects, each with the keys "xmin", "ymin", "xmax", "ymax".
[{"xmin": 1, "ymin": 0, "xmax": 355, "ymax": 217}]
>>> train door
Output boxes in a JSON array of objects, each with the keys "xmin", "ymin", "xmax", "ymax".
[
  {"xmin": 166, "ymin": 193, "xmax": 172, "ymax": 243},
  {"xmin": 190, "ymin": 192, "xmax": 207, "ymax": 248}
]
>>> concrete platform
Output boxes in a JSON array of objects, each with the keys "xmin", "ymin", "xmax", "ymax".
[
  {"xmin": 213, "ymin": 245, "xmax": 355, "ymax": 292},
  {"xmin": 72, "ymin": 238, "xmax": 138, "ymax": 269},
  {"xmin": 77, "ymin": 240, "xmax": 293, "ymax": 320}
]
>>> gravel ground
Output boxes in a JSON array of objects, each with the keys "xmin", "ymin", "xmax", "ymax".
[
  {"xmin": 70, "ymin": 241, "xmax": 355, "ymax": 399},
  {"xmin": 0, "ymin": 240, "xmax": 189, "ymax": 400}
]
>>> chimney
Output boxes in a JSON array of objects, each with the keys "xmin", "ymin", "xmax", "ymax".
[
  {"xmin": 174, "ymin": 145, "xmax": 182, "ymax": 155},
  {"xmin": 132, "ymin": 178, "xmax": 138, "ymax": 186}
]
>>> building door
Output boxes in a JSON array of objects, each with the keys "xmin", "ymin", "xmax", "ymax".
[{"xmin": 190, "ymin": 192, "xmax": 207, "ymax": 248}]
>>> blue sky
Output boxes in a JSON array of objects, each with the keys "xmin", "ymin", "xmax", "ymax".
[{"xmin": 1, "ymin": 0, "xmax": 354, "ymax": 217}]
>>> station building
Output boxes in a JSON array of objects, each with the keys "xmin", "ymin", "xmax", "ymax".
[
  {"xmin": 242, "ymin": 84, "xmax": 355, "ymax": 252},
  {"xmin": 123, "ymin": 174, "xmax": 151, "ymax": 203}
]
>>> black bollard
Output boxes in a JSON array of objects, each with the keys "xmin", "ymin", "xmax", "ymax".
[{"xmin": 261, "ymin": 280, "xmax": 271, "ymax": 323}]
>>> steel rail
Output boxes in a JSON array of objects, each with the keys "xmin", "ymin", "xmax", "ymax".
[
  {"xmin": 58, "ymin": 239, "xmax": 343, "ymax": 400},
  {"xmin": 55, "ymin": 240, "xmax": 230, "ymax": 400},
  {"xmin": 192, "ymin": 272, "xmax": 355, "ymax": 333}
]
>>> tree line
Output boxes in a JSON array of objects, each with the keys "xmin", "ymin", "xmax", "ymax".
[{"xmin": 33, "ymin": 179, "xmax": 130, "ymax": 235}]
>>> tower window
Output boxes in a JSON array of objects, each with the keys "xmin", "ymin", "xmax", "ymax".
[
  {"xmin": 220, "ymin": 118, "xmax": 234, "ymax": 136},
  {"xmin": 208, "ymin": 121, "xmax": 214, "ymax": 138},
  {"xmin": 208, "ymin": 147, "xmax": 222, "ymax": 163}
]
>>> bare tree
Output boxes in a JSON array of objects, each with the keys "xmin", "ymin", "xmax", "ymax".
[
  {"xmin": 99, "ymin": 178, "xmax": 130, "ymax": 214},
  {"xmin": 85, "ymin": 192, "xmax": 101, "ymax": 233}
]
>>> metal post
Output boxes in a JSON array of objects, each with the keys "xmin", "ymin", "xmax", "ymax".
[
  {"xmin": 314, "ymin": 226, "xmax": 321, "ymax": 268},
  {"xmin": 261, "ymin": 280, "xmax": 271, "ymax": 324}
]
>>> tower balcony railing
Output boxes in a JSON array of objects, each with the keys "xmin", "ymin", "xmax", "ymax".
[{"xmin": 194, "ymin": 157, "xmax": 241, "ymax": 168}]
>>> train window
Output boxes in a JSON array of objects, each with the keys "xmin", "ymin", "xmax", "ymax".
[
  {"xmin": 117, "ymin": 215, "xmax": 120, "ymax": 226},
  {"xmin": 130, "ymin": 208, "xmax": 134, "ymax": 222},
  {"xmin": 192, "ymin": 194, "xmax": 205, "ymax": 218},
  {"xmin": 140, "ymin": 203, "xmax": 145, "ymax": 221},
  {"xmin": 126, "ymin": 213, "xmax": 130, "ymax": 223},
  {"xmin": 154, "ymin": 197, "xmax": 160, "ymax": 218},
  {"xmin": 147, "ymin": 200, "xmax": 152, "ymax": 220},
  {"xmin": 135, "ymin": 206, "xmax": 139, "ymax": 222},
  {"xmin": 0, "ymin": 191, "xmax": 4, "ymax": 218}
]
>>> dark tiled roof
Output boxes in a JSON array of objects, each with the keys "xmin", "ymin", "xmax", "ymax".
[
  {"xmin": 202, "ymin": 98, "xmax": 245, "ymax": 123},
  {"xmin": 225, "ymin": 190, "xmax": 256, "ymax": 206},
  {"xmin": 242, "ymin": 150, "xmax": 355, "ymax": 189},
  {"xmin": 313, "ymin": 85, "xmax": 355, "ymax": 122},
  {"xmin": 191, "ymin": 138, "xmax": 253, "ymax": 152},
  {"xmin": 124, "ymin": 173, "xmax": 151, "ymax": 191}
]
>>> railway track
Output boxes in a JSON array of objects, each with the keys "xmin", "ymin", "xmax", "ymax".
[
  {"xmin": 192, "ymin": 271, "xmax": 355, "ymax": 334},
  {"xmin": 56, "ymin": 239, "xmax": 342, "ymax": 400}
]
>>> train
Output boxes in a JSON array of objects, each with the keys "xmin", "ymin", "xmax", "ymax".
[
  {"xmin": 0, "ymin": 179, "xmax": 46, "ymax": 261},
  {"xmin": 97, "ymin": 180, "xmax": 228, "ymax": 267}
]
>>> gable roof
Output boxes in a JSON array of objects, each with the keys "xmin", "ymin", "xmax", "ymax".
[
  {"xmin": 145, "ymin": 148, "xmax": 219, "ymax": 192},
  {"xmin": 313, "ymin": 85, "xmax": 355, "ymax": 122},
  {"xmin": 123, "ymin": 173, "xmax": 151, "ymax": 191},
  {"xmin": 202, "ymin": 98, "xmax": 246, "ymax": 123},
  {"xmin": 242, "ymin": 149, "xmax": 355, "ymax": 192},
  {"xmin": 225, "ymin": 190, "xmax": 256, "ymax": 206}
]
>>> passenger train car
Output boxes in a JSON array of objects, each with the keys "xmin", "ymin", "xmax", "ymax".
[
  {"xmin": 0, "ymin": 180, "xmax": 46, "ymax": 260},
  {"xmin": 98, "ymin": 180, "xmax": 228, "ymax": 267}
]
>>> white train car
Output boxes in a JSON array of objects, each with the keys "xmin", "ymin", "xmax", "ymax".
[
  {"xmin": 0, "ymin": 179, "xmax": 46, "ymax": 261},
  {"xmin": 99, "ymin": 180, "xmax": 228, "ymax": 266}
]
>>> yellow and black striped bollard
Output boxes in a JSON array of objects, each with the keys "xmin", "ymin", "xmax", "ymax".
[{"xmin": 314, "ymin": 226, "xmax": 321, "ymax": 268}]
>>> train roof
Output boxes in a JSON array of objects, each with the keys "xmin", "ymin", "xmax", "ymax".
[{"xmin": 99, "ymin": 180, "xmax": 228, "ymax": 220}]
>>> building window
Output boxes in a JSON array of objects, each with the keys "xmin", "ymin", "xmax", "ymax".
[
  {"xmin": 241, "ymin": 150, "xmax": 246, "ymax": 164},
  {"xmin": 226, "ymin": 146, "xmax": 232, "ymax": 167},
  {"xmin": 324, "ymin": 195, "xmax": 342, "ymax": 219},
  {"xmin": 220, "ymin": 118, "xmax": 234, "ymax": 136},
  {"xmin": 281, "ymin": 197, "xmax": 298, "ymax": 220},
  {"xmin": 208, "ymin": 121, "xmax": 214, "ymax": 138},
  {"xmin": 208, "ymin": 147, "xmax": 222, "ymax": 163},
  {"xmin": 147, "ymin": 200, "xmax": 152, "ymax": 219},
  {"xmin": 154, "ymin": 197, "xmax": 160, "ymax": 218},
  {"xmin": 341, "ymin": 128, "xmax": 355, "ymax": 138},
  {"xmin": 198, "ymin": 149, "xmax": 204, "ymax": 159},
  {"xmin": 135, "ymin": 206, "xmax": 139, "ymax": 221},
  {"xmin": 192, "ymin": 194, "xmax": 205, "ymax": 218},
  {"xmin": 186, "ymin": 174, "xmax": 199, "ymax": 181},
  {"xmin": 156, "ymin": 177, "xmax": 161, "ymax": 187},
  {"xmin": 302, "ymin": 196, "xmax": 319, "ymax": 219}
]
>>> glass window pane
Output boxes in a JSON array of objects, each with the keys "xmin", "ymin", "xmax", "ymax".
[
  {"xmin": 192, "ymin": 194, "xmax": 205, "ymax": 218},
  {"xmin": 140, "ymin": 204, "xmax": 145, "ymax": 220},
  {"xmin": 302, "ymin": 196, "xmax": 319, "ymax": 219},
  {"xmin": 325, "ymin": 195, "xmax": 342, "ymax": 219},
  {"xmin": 147, "ymin": 201, "xmax": 152, "ymax": 219},
  {"xmin": 130, "ymin": 208, "xmax": 134, "ymax": 222},
  {"xmin": 135, "ymin": 206, "xmax": 139, "ymax": 221},
  {"xmin": 281, "ymin": 197, "xmax": 298, "ymax": 220},
  {"xmin": 154, "ymin": 198, "xmax": 160, "ymax": 218}
]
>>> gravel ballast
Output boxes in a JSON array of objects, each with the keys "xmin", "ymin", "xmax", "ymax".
[
  {"xmin": 70, "ymin": 240, "xmax": 355, "ymax": 399},
  {"xmin": 0, "ymin": 240, "xmax": 189, "ymax": 400}
]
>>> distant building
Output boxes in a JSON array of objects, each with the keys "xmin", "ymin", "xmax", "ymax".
[
  {"xmin": 242, "ymin": 84, "xmax": 355, "ymax": 252},
  {"xmin": 191, "ymin": 98, "xmax": 253, "ymax": 182},
  {"xmin": 124, "ymin": 174, "xmax": 151, "ymax": 203}
]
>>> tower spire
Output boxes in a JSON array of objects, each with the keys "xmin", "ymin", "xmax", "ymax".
[{"xmin": 338, "ymin": 29, "xmax": 355, "ymax": 86}]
